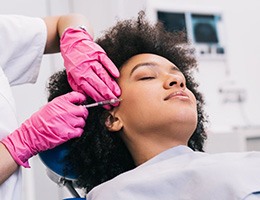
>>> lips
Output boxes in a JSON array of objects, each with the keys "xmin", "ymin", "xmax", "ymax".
[{"xmin": 164, "ymin": 91, "xmax": 189, "ymax": 101}]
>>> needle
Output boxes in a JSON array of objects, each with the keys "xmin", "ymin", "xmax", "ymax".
[{"xmin": 83, "ymin": 98, "xmax": 122, "ymax": 108}]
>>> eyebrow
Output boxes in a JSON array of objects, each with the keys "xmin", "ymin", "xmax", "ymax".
[
  {"xmin": 130, "ymin": 62, "xmax": 157, "ymax": 77},
  {"xmin": 130, "ymin": 62, "xmax": 180, "ymax": 77}
]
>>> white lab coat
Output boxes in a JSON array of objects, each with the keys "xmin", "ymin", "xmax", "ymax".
[
  {"xmin": 87, "ymin": 145, "xmax": 260, "ymax": 200},
  {"xmin": 0, "ymin": 15, "xmax": 46, "ymax": 200}
]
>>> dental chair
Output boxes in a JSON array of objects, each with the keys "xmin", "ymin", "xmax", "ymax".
[{"xmin": 39, "ymin": 142, "xmax": 85, "ymax": 200}]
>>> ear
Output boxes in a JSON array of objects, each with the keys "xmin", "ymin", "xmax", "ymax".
[{"xmin": 105, "ymin": 112, "xmax": 123, "ymax": 132}]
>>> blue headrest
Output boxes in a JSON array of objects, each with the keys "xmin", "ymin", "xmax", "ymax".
[{"xmin": 39, "ymin": 141, "xmax": 77, "ymax": 180}]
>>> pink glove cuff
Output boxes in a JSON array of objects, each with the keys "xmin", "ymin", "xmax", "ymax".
[
  {"xmin": 61, "ymin": 27, "xmax": 94, "ymax": 47},
  {"xmin": 1, "ymin": 139, "xmax": 30, "ymax": 168}
]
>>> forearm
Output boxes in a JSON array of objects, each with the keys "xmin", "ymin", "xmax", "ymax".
[
  {"xmin": 43, "ymin": 13, "xmax": 93, "ymax": 54},
  {"xmin": 0, "ymin": 143, "xmax": 19, "ymax": 185}
]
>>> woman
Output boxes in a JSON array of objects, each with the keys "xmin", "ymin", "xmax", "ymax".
[{"xmin": 47, "ymin": 11, "xmax": 260, "ymax": 200}]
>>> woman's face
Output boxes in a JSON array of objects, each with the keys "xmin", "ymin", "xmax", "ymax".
[{"xmin": 112, "ymin": 53, "xmax": 198, "ymax": 144}]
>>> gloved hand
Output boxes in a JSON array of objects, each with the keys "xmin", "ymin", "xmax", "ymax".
[
  {"xmin": 1, "ymin": 91, "xmax": 88, "ymax": 168},
  {"xmin": 60, "ymin": 27, "xmax": 121, "ymax": 109}
]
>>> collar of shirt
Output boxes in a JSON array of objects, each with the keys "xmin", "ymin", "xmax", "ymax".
[{"xmin": 138, "ymin": 145, "xmax": 194, "ymax": 168}]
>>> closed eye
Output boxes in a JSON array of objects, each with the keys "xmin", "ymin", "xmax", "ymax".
[{"xmin": 138, "ymin": 76, "xmax": 155, "ymax": 81}]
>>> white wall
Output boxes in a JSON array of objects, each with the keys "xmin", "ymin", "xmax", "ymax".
[
  {"xmin": 197, "ymin": 0, "xmax": 260, "ymax": 133},
  {"xmin": 2, "ymin": 0, "xmax": 260, "ymax": 199}
]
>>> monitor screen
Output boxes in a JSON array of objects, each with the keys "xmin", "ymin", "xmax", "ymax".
[
  {"xmin": 157, "ymin": 11, "xmax": 188, "ymax": 42},
  {"xmin": 191, "ymin": 14, "xmax": 219, "ymax": 44}
]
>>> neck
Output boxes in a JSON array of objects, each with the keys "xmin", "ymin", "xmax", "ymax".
[{"xmin": 122, "ymin": 133, "xmax": 187, "ymax": 166}]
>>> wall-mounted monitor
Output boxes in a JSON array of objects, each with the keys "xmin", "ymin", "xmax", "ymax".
[{"xmin": 146, "ymin": 1, "xmax": 226, "ymax": 60}]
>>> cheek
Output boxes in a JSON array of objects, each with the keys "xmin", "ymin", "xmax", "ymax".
[
  {"xmin": 118, "ymin": 85, "xmax": 158, "ymax": 123},
  {"xmin": 120, "ymin": 86, "xmax": 150, "ymax": 113}
]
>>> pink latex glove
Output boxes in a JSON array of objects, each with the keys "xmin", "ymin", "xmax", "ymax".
[
  {"xmin": 60, "ymin": 27, "xmax": 121, "ymax": 109},
  {"xmin": 1, "ymin": 91, "xmax": 88, "ymax": 168}
]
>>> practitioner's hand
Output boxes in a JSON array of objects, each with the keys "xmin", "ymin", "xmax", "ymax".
[
  {"xmin": 0, "ymin": 91, "xmax": 88, "ymax": 167},
  {"xmin": 60, "ymin": 27, "xmax": 121, "ymax": 109}
]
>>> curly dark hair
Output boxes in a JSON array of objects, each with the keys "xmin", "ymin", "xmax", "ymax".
[{"xmin": 47, "ymin": 11, "xmax": 207, "ymax": 193}]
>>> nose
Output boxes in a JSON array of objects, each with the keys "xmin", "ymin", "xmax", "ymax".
[{"xmin": 163, "ymin": 74, "xmax": 185, "ymax": 89}]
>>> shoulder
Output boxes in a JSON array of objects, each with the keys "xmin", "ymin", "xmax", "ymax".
[
  {"xmin": 0, "ymin": 15, "xmax": 45, "ymax": 30},
  {"xmin": 0, "ymin": 15, "xmax": 46, "ymax": 45}
]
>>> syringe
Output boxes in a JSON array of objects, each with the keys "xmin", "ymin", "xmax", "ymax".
[{"xmin": 83, "ymin": 98, "xmax": 121, "ymax": 108}]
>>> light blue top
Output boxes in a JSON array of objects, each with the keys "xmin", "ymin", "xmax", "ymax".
[{"xmin": 87, "ymin": 145, "xmax": 260, "ymax": 200}]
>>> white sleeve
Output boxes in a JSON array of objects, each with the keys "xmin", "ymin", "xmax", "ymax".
[{"xmin": 0, "ymin": 15, "xmax": 47, "ymax": 86}]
